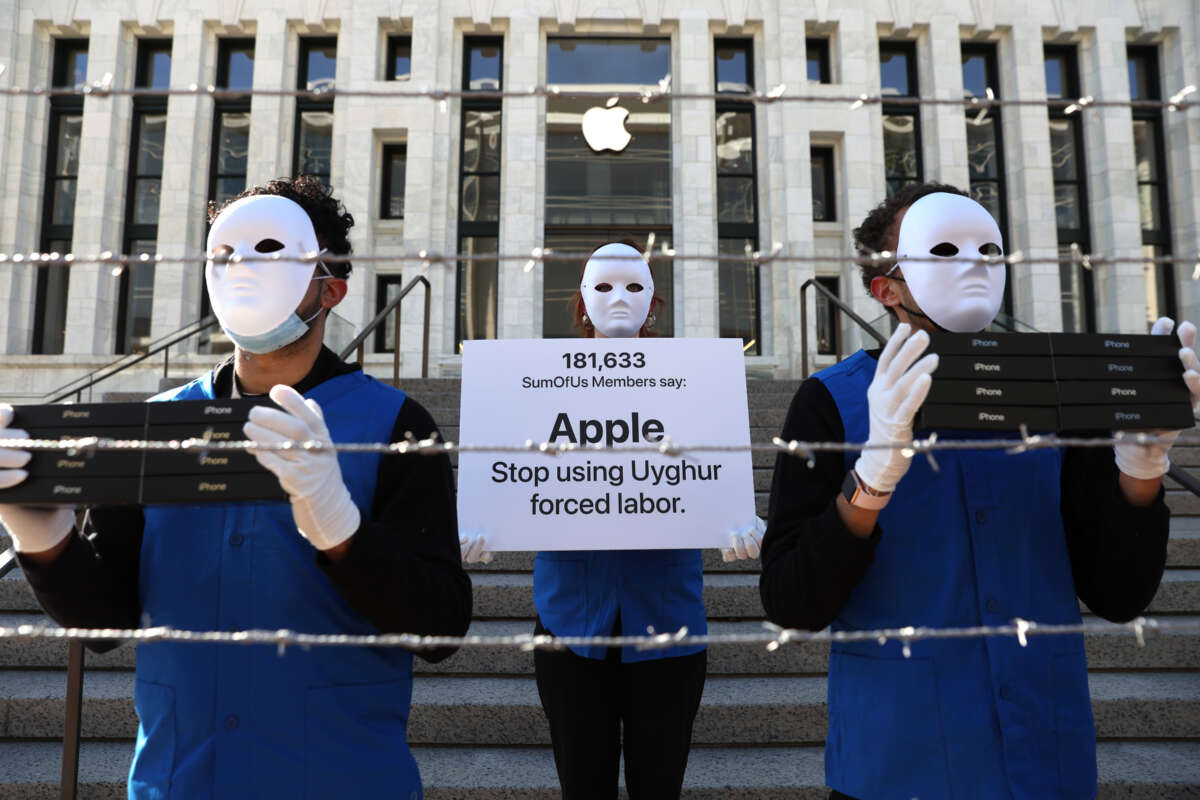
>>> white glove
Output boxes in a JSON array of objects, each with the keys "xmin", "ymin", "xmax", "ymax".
[
  {"xmin": 0, "ymin": 404, "xmax": 75, "ymax": 554},
  {"xmin": 1113, "ymin": 317, "xmax": 1200, "ymax": 480},
  {"xmin": 459, "ymin": 531, "xmax": 494, "ymax": 564},
  {"xmin": 243, "ymin": 385, "xmax": 361, "ymax": 552},
  {"xmin": 853, "ymin": 323, "xmax": 939, "ymax": 494},
  {"xmin": 721, "ymin": 516, "xmax": 765, "ymax": 562}
]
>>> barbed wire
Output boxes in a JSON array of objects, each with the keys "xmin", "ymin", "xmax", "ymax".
[
  {"xmin": 3, "ymin": 247, "xmax": 1200, "ymax": 273},
  {"xmin": 0, "ymin": 75, "xmax": 1195, "ymax": 113},
  {"xmin": 1, "ymin": 428, "xmax": 1197, "ymax": 474},
  {"xmin": 0, "ymin": 616, "xmax": 1192, "ymax": 656}
]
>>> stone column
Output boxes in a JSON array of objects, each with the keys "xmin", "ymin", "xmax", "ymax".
[
  {"xmin": 1163, "ymin": 22, "xmax": 1200, "ymax": 325},
  {"xmin": 921, "ymin": 17, "xmax": 968, "ymax": 186},
  {"xmin": 498, "ymin": 10, "xmax": 539, "ymax": 339},
  {"xmin": 999, "ymin": 24, "xmax": 1061, "ymax": 331},
  {"xmin": 152, "ymin": 13, "xmax": 211, "ymax": 344},
  {"xmin": 245, "ymin": 12, "xmax": 288, "ymax": 186},
  {"xmin": 675, "ymin": 9, "xmax": 718, "ymax": 339},
  {"xmin": 64, "ymin": 13, "xmax": 133, "ymax": 354},
  {"xmin": 1079, "ymin": 17, "xmax": 1145, "ymax": 333}
]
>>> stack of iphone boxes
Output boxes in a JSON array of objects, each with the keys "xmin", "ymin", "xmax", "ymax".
[
  {"xmin": 0, "ymin": 400, "xmax": 287, "ymax": 504},
  {"xmin": 917, "ymin": 332, "xmax": 1194, "ymax": 432}
]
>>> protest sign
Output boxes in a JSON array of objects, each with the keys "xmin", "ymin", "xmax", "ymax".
[{"xmin": 457, "ymin": 338, "xmax": 756, "ymax": 550}]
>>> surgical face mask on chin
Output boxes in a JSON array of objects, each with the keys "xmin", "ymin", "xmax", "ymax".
[
  {"xmin": 580, "ymin": 243, "xmax": 654, "ymax": 339},
  {"xmin": 205, "ymin": 194, "xmax": 333, "ymax": 354},
  {"xmin": 894, "ymin": 192, "xmax": 1006, "ymax": 333}
]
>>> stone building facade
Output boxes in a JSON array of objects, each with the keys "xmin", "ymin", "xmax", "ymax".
[{"xmin": 0, "ymin": 0, "xmax": 1196, "ymax": 396}]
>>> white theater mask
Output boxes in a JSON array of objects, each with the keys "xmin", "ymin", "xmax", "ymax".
[
  {"xmin": 580, "ymin": 243, "xmax": 655, "ymax": 339},
  {"xmin": 205, "ymin": 195, "xmax": 330, "ymax": 354},
  {"xmin": 893, "ymin": 192, "xmax": 1006, "ymax": 333}
]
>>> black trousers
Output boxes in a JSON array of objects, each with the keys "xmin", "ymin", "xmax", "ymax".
[{"xmin": 533, "ymin": 640, "xmax": 707, "ymax": 799}]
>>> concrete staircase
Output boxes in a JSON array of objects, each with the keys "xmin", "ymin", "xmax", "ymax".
[{"xmin": 1, "ymin": 377, "xmax": 1198, "ymax": 798}]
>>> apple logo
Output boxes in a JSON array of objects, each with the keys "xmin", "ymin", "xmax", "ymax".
[{"xmin": 581, "ymin": 97, "xmax": 632, "ymax": 153}]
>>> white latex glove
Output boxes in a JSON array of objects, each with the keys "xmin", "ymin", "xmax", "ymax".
[
  {"xmin": 0, "ymin": 404, "xmax": 75, "ymax": 554},
  {"xmin": 853, "ymin": 323, "xmax": 939, "ymax": 494},
  {"xmin": 721, "ymin": 516, "xmax": 765, "ymax": 562},
  {"xmin": 1113, "ymin": 317, "xmax": 1200, "ymax": 480},
  {"xmin": 243, "ymin": 385, "xmax": 361, "ymax": 551},
  {"xmin": 459, "ymin": 531, "xmax": 494, "ymax": 564}
]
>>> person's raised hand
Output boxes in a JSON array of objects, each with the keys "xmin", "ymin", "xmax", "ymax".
[
  {"xmin": 0, "ymin": 404, "xmax": 75, "ymax": 554},
  {"xmin": 243, "ymin": 386, "xmax": 361, "ymax": 552},
  {"xmin": 721, "ymin": 516, "xmax": 765, "ymax": 562},
  {"xmin": 853, "ymin": 323, "xmax": 939, "ymax": 494},
  {"xmin": 1113, "ymin": 317, "xmax": 1200, "ymax": 480},
  {"xmin": 459, "ymin": 531, "xmax": 495, "ymax": 564}
]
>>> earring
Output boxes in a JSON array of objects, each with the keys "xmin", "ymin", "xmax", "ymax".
[
  {"xmin": 582, "ymin": 314, "xmax": 591, "ymax": 327},
  {"xmin": 645, "ymin": 313, "xmax": 657, "ymax": 329}
]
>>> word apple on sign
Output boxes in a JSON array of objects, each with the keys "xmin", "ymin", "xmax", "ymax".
[{"xmin": 581, "ymin": 97, "xmax": 632, "ymax": 153}]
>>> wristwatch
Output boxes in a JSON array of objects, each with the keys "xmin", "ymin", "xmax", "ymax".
[{"xmin": 841, "ymin": 469, "xmax": 891, "ymax": 510}]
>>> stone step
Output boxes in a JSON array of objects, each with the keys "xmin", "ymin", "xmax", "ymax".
[
  {"xmin": 6, "ymin": 615, "xmax": 1193, "ymax": 674},
  {"xmin": 7, "ymin": 671, "xmax": 1195, "ymax": 744},
  {"xmin": 0, "ymin": 741, "xmax": 1197, "ymax": 800}
]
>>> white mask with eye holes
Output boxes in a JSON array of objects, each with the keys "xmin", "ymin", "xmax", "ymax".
[
  {"xmin": 581, "ymin": 243, "xmax": 655, "ymax": 339},
  {"xmin": 206, "ymin": 195, "xmax": 333, "ymax": 354},
  {"xmin": 893, "ymin": 192, "xmax": 1006, "ymax": 333}
]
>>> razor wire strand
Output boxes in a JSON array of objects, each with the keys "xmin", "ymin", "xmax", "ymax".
[
  {"xmin": 0, "ymin": 616, "xmax": 1195, "ymax": 654},
  {"xmin": 3, "ymin": 249, "xmax": 1200, "ymax": 271},
  {"xmin": 0, "ymin": 78, "xmax": 1195, "ymax": 113}
]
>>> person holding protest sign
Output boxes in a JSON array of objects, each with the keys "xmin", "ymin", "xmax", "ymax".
[
  {"xmin": 760, "ymin": 183, "xmax": 1192, "ymax": 800},
  {"xmin": 460, "ymin": 240, "xmax": 760, "ymax": 798},
  {"xmin": 1, "ymin": 176, "xmax": 472, "ymax": 799}
]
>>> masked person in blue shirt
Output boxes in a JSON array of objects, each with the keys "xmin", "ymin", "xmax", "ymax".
[
  {"xmin": 0, "ymin": 176, "xmax": 472, "ymax": 799},
  {"xmin": 460, "ymin": 241, "xmax": 762, "ymax": 799},
  {"xmin": 760, "ymin": 183, "xmax": 1198, "ymax": 800}
]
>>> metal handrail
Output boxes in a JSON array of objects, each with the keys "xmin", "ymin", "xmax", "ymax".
[
  {"xmin": 799, "ymin": 278, "xmax": 888, "ymax": 377},
  {"xmin": 338, "ymin": 276, "xmax": 432, "ymax": 382},
  {"xmin": 44, "ymin": 316, "xmax": 219, "ymax": 404}
]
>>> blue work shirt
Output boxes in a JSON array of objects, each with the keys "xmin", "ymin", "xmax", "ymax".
[
  {"xmin": 129, "ymin": 370, "xmax": 421, "ymax": 799},
  {"xmin": 818, "ymin": 349, "xmax": 1097, "ymax": 800},
  {"xmin": 535, "ymin": 548, "xmax": 706, "ymax": 661}
]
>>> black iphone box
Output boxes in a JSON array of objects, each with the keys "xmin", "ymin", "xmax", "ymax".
[
  {"xmin": 1052, "ymin": 356, "xmax": 1182, "ymax": 381},
  {"xmin": 1057, "ymin": 380, "xmax": 1191, "ymax": 405},
  {"xmin": 930, "ymin": 356, "xmax": 1055, "ymax": 381},
  {"xmin": 917, "ymin": 404, "xmax": 1059, "ymax": 432},
  {"xmin": 0, "ymin": 475, "xmax": 142, "ymax": 505},
  {"xmin": 925, "ymin": 380, "xmax": 1058, "ymax": 406},
  {"xmin": 1059, "ymin": 404, "xmax": 1195, "ymax": 431},
  {"xmin": 144, "ymin": 450, "xmax": 260, "ymax": 476},
  {"xmin": 11, "ymin": 402, "xmax": 148, "ymax": 429},
  {"xmin": 21, "ymin": 430, "xmax": 146, "ymax": 477},
  {"xmin": 1049, "ymin": 333, "xmax": 1180, "ymax": 358},
  {"xmin": 141, "ymin": 472, "xmax": 286, "ymax": 504},
  {"xmin": 145, "ymin": 398, "xmax": 278, "ymax": 425},
  {"xmin": 926, "ymin": 332, "xmax": 1052, "ymax": 356}
]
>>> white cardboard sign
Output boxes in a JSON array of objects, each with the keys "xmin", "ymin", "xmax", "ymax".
[{"xmin": 456, "ymin": 338, "xmax": 756, "ymax": 551}]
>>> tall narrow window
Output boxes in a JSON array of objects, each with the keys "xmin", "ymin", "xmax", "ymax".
[
  {"xmin": 456, "ymin": 37, "xmax": 502, "ymax": 348},
  {"xmin": 1128, "ymin": 46, "xmax": 1174, "ymax": 327},
  {"xmin": 1045, "ymin": 45, "xmax": 1094, "ymax": 332},
  {"xmin": 375, "ymin": 274, "xmax": 407, "ymax": 352},
  {"xmin": 117, "ymin": 40, "xmax": 170, "ymax": 354},
  {"xmin": 386, "ymin": 35, "xmax": 412, "ymax": 81},
  {"xmin": 961, "ymin": 43, "xmax": 1011, "ymax": 316},
  {"xmin": 381, "ymin": 143, "xmax": 406, "ymax": 219},
  {"xmin": 34, "ymin": 39, "xmax": 87, "ymax": 354},
  {"xmin": 715, "ymin": 39, "xmax": 759, "ymax": 354},
  {"xmin": 810, "ymin": 146, "xmax": 836, "ymax": 222},
  {"xmin": 201, "ymin": 39, "xmax": 254, "ymax": 353},
  {"xmin": 806, "ymin": 38, "xmax": 831, "ymax": 84},
  {"xmin": 880, "ymin": 42, "xmax": 922, "ymax": 195},
  {"xmin": 815, "ymin": 275, "xmax": 840, "ymax": 355},
  {"xmin": 210, "ymin": 39, "xmax": 253, "ymax": 207},
  {"xmin": 294, "ymin": 37, "xmax": 336, "ymax": 182}
]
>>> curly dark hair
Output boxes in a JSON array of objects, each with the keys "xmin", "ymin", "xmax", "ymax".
[
  {"xmin": 208, "ymin": 175, "xmax": 355, "ymax": 279},
  {"xmin": 852, "ymin": 182, "xmax": 968, "ymax": 297}
]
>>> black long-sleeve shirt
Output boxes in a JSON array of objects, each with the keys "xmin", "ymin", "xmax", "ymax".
[
  {"xmin": 760, "ymin": 369, "xmax": 1171, "ymax": 632},
  {"xmin": 18, "ymin": 347, "xmax": 472, "ymax": 662}
]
